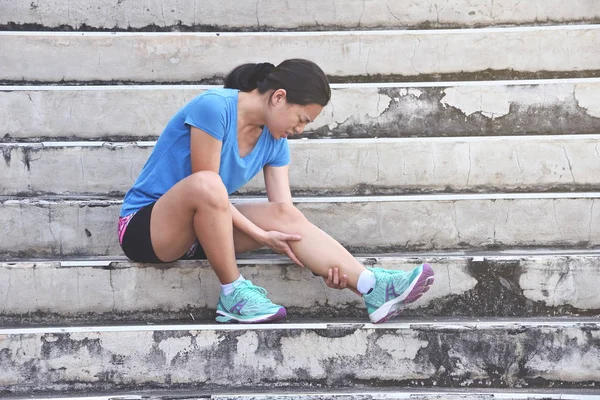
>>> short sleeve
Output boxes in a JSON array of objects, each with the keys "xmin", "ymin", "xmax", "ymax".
[
  {"xmin": 267, "ymin": 138, "xmax": 290, "ymax": 167},
  {"xmin": 184, "ymin": 93, "xmax": 228, "ymax": 141}
]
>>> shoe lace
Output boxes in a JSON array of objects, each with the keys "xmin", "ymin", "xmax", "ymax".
[{"xmin": 233, "ymin": 282, "xmax": 270, "ymax": 304}]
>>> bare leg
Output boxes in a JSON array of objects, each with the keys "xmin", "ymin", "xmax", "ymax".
[
  {"xmin": 150, "ymin": 171, "xmax": 240, "ymax": 284},
  {"xmin": 232, "ymin": 202, "xmax": 367, "ymax": 289}
]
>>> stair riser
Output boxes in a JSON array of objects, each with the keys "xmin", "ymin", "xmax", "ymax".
[
  {"xmin": 3, "ymin": 136, "xmax": 600, "ymax": 196},
  {"xmin": 1, "ymin": 197, "xmax": 599, "ymax": 258},
  {"xmin": 3, "ymin": 81, "xmax": 600, "ymax": 140},
  {"xmin": 1, "ymin": 256, "xmax": 598, "ymax": 324},
  {"xmin": 2, "ymin": 28, "xmax": 599, "ymax": 82},
  {"xmin": 3, "ymin": 0, "xmax": 599, "ymax": 30},
  {"xmin": 1, "ymin": 324, "xmax": 598, "ymax": 394}
]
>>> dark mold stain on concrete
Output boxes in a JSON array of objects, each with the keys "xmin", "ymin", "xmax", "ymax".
[{"xmin": 1, "ymin": 145, "xmax": 11, "ymax": 166}]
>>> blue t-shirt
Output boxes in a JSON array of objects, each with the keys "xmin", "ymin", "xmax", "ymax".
[{"xmin": 120, "ymin": 88, "xmax": 290, "ymax": 217}]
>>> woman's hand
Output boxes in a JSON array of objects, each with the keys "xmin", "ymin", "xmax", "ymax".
[
  {"xmin": 325, "ymin": 267, "xmax": 362, "ymax": 296},
  {"xmin": 260, "ymin": 230, "xmax": 304, "ymax": 267}
]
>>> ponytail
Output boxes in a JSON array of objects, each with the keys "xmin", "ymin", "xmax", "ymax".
[{"xmin": 224, "ymin": 59, "xmax": 331, "ymax": 107}]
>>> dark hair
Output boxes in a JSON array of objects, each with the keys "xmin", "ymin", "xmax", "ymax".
[{"xmin": 224, "ymin": 59, "xmax": 331, "ymax": 106}]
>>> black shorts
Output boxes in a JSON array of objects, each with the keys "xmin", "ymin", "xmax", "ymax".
[{"xmin": 119, "ymin": 202, "xmax": 207, "ymax": 263}]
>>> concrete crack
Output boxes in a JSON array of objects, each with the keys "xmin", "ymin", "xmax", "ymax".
[
  {"xmin": 589, "ymin": 199, "xmax": 595, "ymax": 242},
  {"xmin": 255, "ymin": 0, "xmax": 260, "ymax": 29},
  {"xmin": 109, "ymin": 268, "xmax": 116, "ymax": 312},
  {"xmin": 305, "ymin": 151, "xmax": 311, "ymax": 190},
  {"xmin": 446, "ymin": 264, "xmax": 452, "ymax": 294},
  {"xmin": 553, "ymin": 201, "xmax": 564, "ymax": 239},
  {"xmin": 357, "ymin": 0, "xmax": 366, "ymax": 27},
  {"xmin": 374, "ymin": 143, "xmax": 381, "ymax": 184},
  {"xmin": 160, "ymin": 0, "xmax": 167, "ymax": 27},
  {"xmin": 26, "ymin": 94, "xmax": 41, "ymax": 116},
  {"xmin": 2, "ymin": 273, "xmax": 11, "ymax": 313},
  {"xmin": 562, "ymin": 146, "xmax": 576, "ymax": 183},
  {"xmin": 382, "ymin": 0, "xmax": 401, "ymax": 21},
  {"xmin": 466, "ymin": 144, "xmax": 472, "ymax": 187},
  {"xmin": 514, "ymin": 148, "xmax": 524, "ymax": 176},
  {"xmin": 595, "ymin": 144, "xmax": 600, "ymax": 160},
  {"xmin": 452, "ymin": 202, "xmax": 462, "ymax": 242},
  {"xmin": 431, "ymin": 144, "xmax": 437, "ymax": 179},
  {"xmin": 410, "ymin": 38, "xmax": 422, "ymax": 74},
  {"xmin": 365, "ymin": 46, "xmax": 372, "ymax": 76}
]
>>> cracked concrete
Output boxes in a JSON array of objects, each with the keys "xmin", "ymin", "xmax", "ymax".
[
  {"xmin": 1, "ymin": 0, "xmax": 599, "ymax": 30},
  {"xmin": 4, "ymin": 82, "xmax": 600, "ymax": 141},
  {"xmin": 2, "ymin": 27, "xmax": 600, "ymax": 82},
  {"xmin": 3, "ymin": 136, "xmax": 600, "ymax": 197},
  {"xmin": 1, "ymin": 323, "xmax": 599, "ymax": 394},
  {"xmin": 1, "ymin": 196, "xmax": 599, "ymax": 258}
]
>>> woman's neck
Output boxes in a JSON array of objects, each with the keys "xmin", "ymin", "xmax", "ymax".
[{"xmin": 237, "ymin": 90, "xmax": 267, "ymax": 136}]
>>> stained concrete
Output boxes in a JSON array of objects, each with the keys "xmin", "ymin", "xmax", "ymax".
[
  {"xmin": 1, "ymin": 195, "xmax": 599, "ymax": 258},
  {"xmin": 0, "ymin": 322, "xmax": 599, "ymax": 394},
  {"xmin": 4, "ymin": 81, "xmax": 600, "ymax": 141},
  {"xmin": 3, "ymin": 135, "xmax": 600, "ymax": 196},
  {"xmin": 2, "ymin": 0, "xmax": 599, "ymax": 31},
  {"xmin": 1, "ymin": 255, "xmax": 599, "ymax": 325},
  {"xmin": 1, "ymin": 27, "xmax": 599, "ymax": 83}
]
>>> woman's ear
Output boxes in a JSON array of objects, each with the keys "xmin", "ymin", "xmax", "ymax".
[{"xmin": 271, "ymin": 88, "xmax": 287, "ymax": 105}]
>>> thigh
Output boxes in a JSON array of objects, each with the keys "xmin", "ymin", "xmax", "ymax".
[{"xmin": 150, "ymin": 175, "xmax": 205, "ymax": 262}]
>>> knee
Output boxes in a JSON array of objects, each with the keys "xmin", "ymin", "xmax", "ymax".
[
  {"xmin": 189, "ymin": 171, "xmax": 228, "ymax": 210},
  {"xmin": 272, "ymin": 202, "xmax": 305, "ymax": 226}
]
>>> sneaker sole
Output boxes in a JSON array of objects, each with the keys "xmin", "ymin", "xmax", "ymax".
[
  {"xmin": 369, "ymin": 263, "xmax": 435, "ymax": 324},
  {"xmin": 216, "ymin": 307, "xmax": 287, "ymax": 323}
]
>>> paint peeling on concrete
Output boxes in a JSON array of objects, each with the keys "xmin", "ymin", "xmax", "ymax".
[
  {"xmin": 575, "ymin": 84, "xmax": 600, "ymax": 118},
  {"xmin": 1, "ymin": 324, "xmax": 599, "ymax": 394}
]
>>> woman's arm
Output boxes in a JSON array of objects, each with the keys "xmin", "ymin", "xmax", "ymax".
[{"xmin": 263, "ymin": 164, "xmax": 293, "ymax": 204}]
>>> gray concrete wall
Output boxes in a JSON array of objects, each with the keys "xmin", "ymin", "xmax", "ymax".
[
  {"xmin": 1, "ymin": 255, "xmax": 599, "ymax": 324},
  {"xmin": 1, "ymin": 195, "xmax": 599, "ymax": 258},
  {"xmin": 4, "ymin": 80, "xmax": 600, "ymax": 141},
  {"xmin": 2, "ymin": 27, "xmax": 599, "ymax": 83},
  {"xmin": 1, "ymin": 322, "xmax": 599, "ymax": 394},
  {"xmin": 2, "ymin": 136, "xmax": 600, "ymax": 196},
  {"xmin": 2, "ymin": 0, "xmax": 599, "ymax": 30}
]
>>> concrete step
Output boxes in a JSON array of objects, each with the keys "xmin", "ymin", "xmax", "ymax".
[
  {"xmin": 1, "ymin": 320, "xmax": 599, "ymax": 394},
  {"xmin": 2, "ymin": 252, "xmax": 599, "ymax": 325},
  {"xmin": 1, "ymin": 194, "xmax": 599, "ymax": 258},
  {"xmin": 3, "ymin": 135, "xmax": 600, "ymax": 197},
  {"xmin": 3, "ymin": 79, "xmax": 600, "ymax": 141},
  {"xmin": 1, "ymin": 26, "xmax": 599, "ymax": 83},
  {"xmin": 2, "ymin": 0, "xmax": 599, "ymax": 31},
  {"xmin": 17, "ymin": 391, "xmax": 600, "ymax": 400}
]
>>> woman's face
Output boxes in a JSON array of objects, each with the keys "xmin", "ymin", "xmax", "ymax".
[{"xmin": 265, "ymin": 89, "xmax": 324, "ymax": 140}]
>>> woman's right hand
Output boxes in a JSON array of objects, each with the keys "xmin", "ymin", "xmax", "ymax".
[{"xmin": 259, "ymin": 230, "xmax": 304, "ymax": 268}]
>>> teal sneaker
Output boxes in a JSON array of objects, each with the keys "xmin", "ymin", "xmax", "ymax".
[
  {"xmin": 215, "ymin": 280, "xmax": 287, "ymax": 323},
  {"xmin": 363, "ymin": 263, "xmax": 434, "ymax": 324}
]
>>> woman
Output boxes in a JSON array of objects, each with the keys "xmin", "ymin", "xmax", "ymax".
[{"xmin": 118, "ymin": 59, "xmax": 434, "ymax": 324}]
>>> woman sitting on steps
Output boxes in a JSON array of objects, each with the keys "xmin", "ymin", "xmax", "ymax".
[{"xmin": 117, "ymin": 58, "xmax": 434, "ymax": 324}]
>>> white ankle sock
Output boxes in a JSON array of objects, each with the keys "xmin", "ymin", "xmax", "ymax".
[
  {"xmin": 357, "ymin": 270, "xmax": 376, "ymax": 295},
  {"xmin": 221, "ymin": 275, "xmax": 245, "ymax": 296}
]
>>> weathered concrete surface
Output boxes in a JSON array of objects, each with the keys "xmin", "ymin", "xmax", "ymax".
[
  {"xmin": 1, "ymin": 322, "xmax": 599, "ymax": 394},
  {"xmin": 1, "ymin": 255, "xmax": 599, "ymax": 325},
  {"xmin": 2, "ymin": 0, "xmax": 599, "ymax": 30},
  {"xmin": 1, "ymin": 195, "xmax": 599, "ymax": 258},
  {"xmin": 3, "ymin": 136, "xmax": 600, "ymax": 196},
  {"xmin": 212, "ymin": 393, "xmax": 600, "ymax": 400},
  {"xmin": 4, "ymin": 80, "xmax": 600, "ymax": 141},
  {"xmin": 1, "ymin": 27, "xmax": 599, "ymax": 83}
]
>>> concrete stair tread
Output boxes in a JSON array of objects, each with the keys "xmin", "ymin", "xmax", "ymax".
[{"xmin": 11, "ymin": 389, "xmax": 600, "ymax": 400}]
